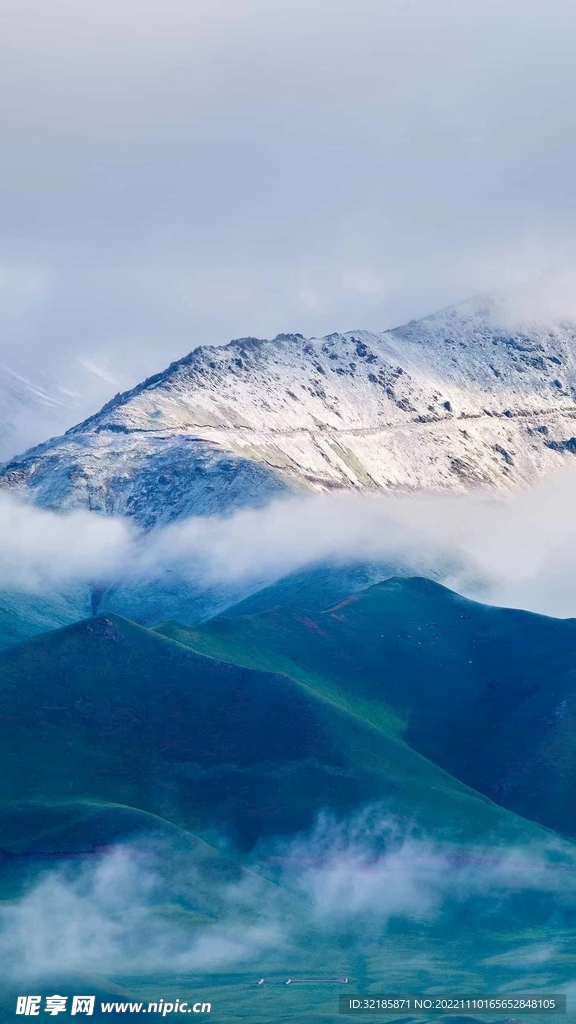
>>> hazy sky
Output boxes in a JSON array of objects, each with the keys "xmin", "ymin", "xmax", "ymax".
[{"xmin": 2, "ymin": 0, "xmax": 576, "ymax": 390}]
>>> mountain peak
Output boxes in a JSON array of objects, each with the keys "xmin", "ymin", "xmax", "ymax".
[{"xmin": 2, "ymin": 298, "xmax": 576, "ymax": 525}]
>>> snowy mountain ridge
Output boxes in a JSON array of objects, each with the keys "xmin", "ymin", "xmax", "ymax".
[
  {"xmin": 0, "ymin": 362, "xmax": 84, "ymax": 464},
  {"xmin": 3, "ymin": 297, "xmax": 576, "ymax": 525}
]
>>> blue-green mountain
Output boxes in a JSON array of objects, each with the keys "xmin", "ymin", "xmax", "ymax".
[{"xmin": 2, "ymin": 577, "xmax": 576, "ymax": 1021}]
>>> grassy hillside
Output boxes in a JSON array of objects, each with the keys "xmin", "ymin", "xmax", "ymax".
[
  {"xmin": 157, "ymin": 577, "xmax": 576, "ymax": 839},
  {"xmin": 0, "ymin": 609, "xmax": 555, "ymax": 857},
  {"xmin": 2, "ymin": 601, "xmax": 576, "ymax": 1020},
  {"xmin": 217, "ymin": 562, "xmax": 395, "ymax": 618}
]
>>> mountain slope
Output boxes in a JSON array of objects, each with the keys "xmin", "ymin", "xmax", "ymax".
[
  {"xmin": 0, "ymin": 611, "xmax": 551, "ymax": 855},
  {"xmin": 0, "ymin": 584, "xmax": 92, "ymax": 653},
  {"xmin": 3, "ymin": 599, "xmax": 576, "ymax": 1020},
  {"xmin": 3, "ymin": 298, "xmax": 576, "ymax": 523},
  {"xmin": 158, "ymin": 577, "xmax": 576, "ymax": 840},
  {"xmin": 0, "ymin": 362, "xmax": 84, "ymax": 464},
  {"xmin": 0, "ymin": 349, "xmax": 185, "ymax": 466}
]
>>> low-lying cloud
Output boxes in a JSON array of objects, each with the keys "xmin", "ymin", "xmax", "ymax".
[
  {"xmin": 5, "ymin": 469, "xmax": 576, "ymax": 618},
  {"xmin": 0, "ymin": 493, "xmax": 131, "ymax": 592},
  {"xmin": 1, "ymin": 807, "xmax": 574, "ymax": 987},
  {"xmin": 0, "ymin": 843, "xmax": 282, "ymax": 981},
  {"xmin": 281, "ymin": 809, "xmax": 576, "ymax": 923}
]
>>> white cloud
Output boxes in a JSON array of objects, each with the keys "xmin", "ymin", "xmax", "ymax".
[
  {"xmin": 0, "ymin": 842, "xmax": 283, "ymax": 981},
  {"xmin": 0, "ymin": 493, "xmax": 132, "ymax": 592},
  {"xmin": 278, "ymin": 808, "xmax": 576, "ymax": 928},
  {"xmin": 1, "ymin": 807, "xmax": 574, "ymax": 985},
  {"xmin": 489, "ymin": 268, "xmax": 576, "ymax": 331},
  {"xmin": 7, "ymin": 470, "xmax": 576, "ymax": 618},
  {"xmin": 132, "ymin": 470, "xmax": 576, "ymax": 618}
]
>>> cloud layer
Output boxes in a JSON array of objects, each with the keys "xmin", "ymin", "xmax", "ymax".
[
  {"xmin": 0, "ymin": 493, "xmax": 131, "ymax": 592},
  {"xmin": 1, "ymin": 807, "xmax": 574, "ymax": 986},
  {"xmin": 5, "ymin": 470, "xmax": 576, "ymax": 618},
  {"xmin": 0, "ymin": 842, "xmax": 282, "ymax": 980}
]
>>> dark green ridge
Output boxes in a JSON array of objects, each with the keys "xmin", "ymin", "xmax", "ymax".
[
  {"xmin": 2, "ymin": 590, "xmax": 576, "ymax": 1018},
  {"xmin": 156, "ymin": 576, "xmax": 576, "ymax": 840},
  {"xmin": 0, "ymin": 609, "xmax": 557, "ymax": 858}
]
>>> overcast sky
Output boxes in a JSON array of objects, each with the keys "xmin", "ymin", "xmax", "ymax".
[{"xmin": 2, "ymin": 0, "xmax": 576, "ymax": 393}]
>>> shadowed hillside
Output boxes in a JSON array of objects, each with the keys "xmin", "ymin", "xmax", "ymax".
[
  {"xmin": 0, "ymin": 609, "xmax": 553, "ymax": 858},
  {"xmin": 2, "ymin": 589, "xmax": 576, "ymax": 1020},
  {"xmin": 158, "ymin": 577, "xmax": 576, "ymax": 839}
]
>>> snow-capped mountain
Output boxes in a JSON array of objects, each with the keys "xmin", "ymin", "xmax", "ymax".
[
  {"xmin": 0, "ymin": 362, "xmax": 86, "ymax": 464},
  {"xmin": 0, "ymin": 349, "xmax": 180, "ymax": 465},
  {"xmin": 3, "ymin": 297, "xmax": 576, "ymax": 525}
]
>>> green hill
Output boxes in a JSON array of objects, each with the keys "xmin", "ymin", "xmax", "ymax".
[
  {"xmin": 157, "ymin": 577, "xmax": 576, "ymax": 839},
  {"xmin": 2, "ymin": 594, "xmax": 576, "ymax": 1020},
  {"xmin": 0, "ymin": 610, "xmax": 548, "ymax": 855}
]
